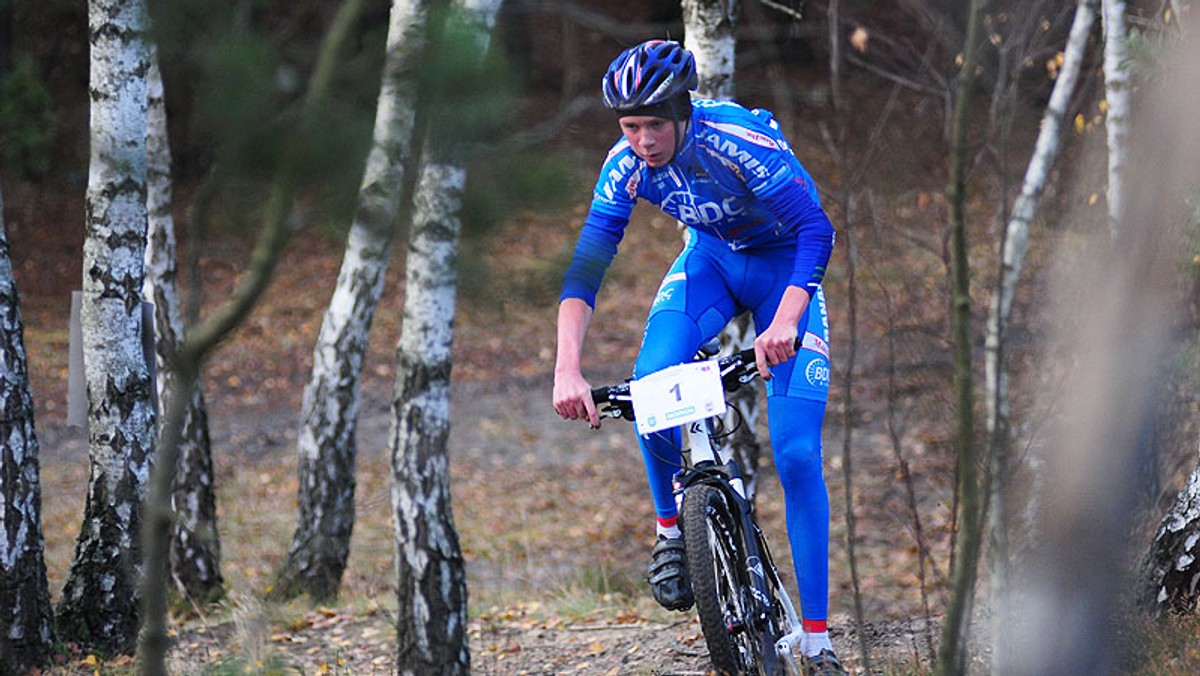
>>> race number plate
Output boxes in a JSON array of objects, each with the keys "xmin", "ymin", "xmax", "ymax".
[{"xmin": 629, "ymin": 361, "xmax": 727, "ymax": 436}]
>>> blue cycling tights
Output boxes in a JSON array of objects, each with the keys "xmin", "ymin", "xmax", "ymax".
[{"xmin": 632, "ymin": 232, "xmax": 831, "ymax": 624}]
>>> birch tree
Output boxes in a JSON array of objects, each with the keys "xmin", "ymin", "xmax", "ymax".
[
  {"xmin": 0, "ymin": 184, "xmax": 55, "ymax": 673},
  {"xmin": 682, "ymin": 0, "xmax": 769, "ymax": 497},
  {"xmin": 1140, "ymin": 443, "xmax": 1200, "ymax": 614},
  {"xmin": 272, "ymin": 0, "xmax": 430, "ymax": 602},
  {"xmin": 143, "ymin": 42, "xmax": 224, "ymax": 606},
  {"xmin": 1008, "ymin": 25, "xmax": 1196, "ymax": 671},
  {"xmin": 984, "ymin": 2, "xmax": 1097, "ymax": 669},
  {"xmin": 684, "ymin": 0, "xmax": 737, "ymax": 100},
  {"xmin": 1101, "ymin": 0, "xmax": 1131, "ymax": 237},
  {"xmin": 55, "ymin": 0, "xmax": 155, "ymax": 655},
  {"xmin": 392, "ymin": 1, "xmax": 502, "ymax": 671}
]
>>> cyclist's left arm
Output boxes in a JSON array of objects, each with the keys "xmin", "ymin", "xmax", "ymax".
[
  {"xmin": 752, "ymin": 157, "xmax": 834, "ymax": 379},
  {"xmin": 758, "ymin": 178, "xmax": 834, "ymax": 299}
]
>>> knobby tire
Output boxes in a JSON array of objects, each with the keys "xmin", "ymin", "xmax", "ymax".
[{"xmin": 682, "ymin": 483, "xmax": 760, "ymax": 675}]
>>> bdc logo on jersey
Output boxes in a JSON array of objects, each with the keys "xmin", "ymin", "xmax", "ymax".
[
  {"xmin": 661, "ymin": 191, "xmax": 744, "ymax": 226},
  {"xmin": 804, "ymin": 358, "xmax": 830, "ymax": 388}
]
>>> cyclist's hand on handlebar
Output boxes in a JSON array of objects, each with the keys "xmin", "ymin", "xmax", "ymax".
[
  {"xmin": 553, "ymin": 369, "xmax": 600, "ymax": 428},
  {"xmin": 754, "ymin": 323, "xmax": 799, "ymax": 381}
]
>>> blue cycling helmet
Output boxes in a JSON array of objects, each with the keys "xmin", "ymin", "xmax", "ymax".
[{"xmin": 602, "ymin": 40, "xmax": 698, "ymax": 120}]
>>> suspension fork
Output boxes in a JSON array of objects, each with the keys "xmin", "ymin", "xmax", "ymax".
[{"xmin": 683, "ymin": 417, "xmax": 777, "ymax": 622}]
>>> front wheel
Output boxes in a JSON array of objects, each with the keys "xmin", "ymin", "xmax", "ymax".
[{"xmin": 682, "ymin": 484, "xmax": 763, "ymax": 675}]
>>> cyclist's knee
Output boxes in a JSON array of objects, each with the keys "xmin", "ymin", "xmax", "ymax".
[
  {"xmin": 768, "ymin": 397, "xmax": 826, "ymax": 482},
  {"xmin": 773, "ymin": 436, "xmax": 823, "ymax": 484}
]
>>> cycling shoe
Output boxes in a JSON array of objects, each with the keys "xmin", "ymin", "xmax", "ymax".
[{"xmin": 647, "ymin": 536, "xmax": 694, "ymax": 611}]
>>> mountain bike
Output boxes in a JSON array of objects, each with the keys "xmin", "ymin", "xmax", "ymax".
[{"xmin": 590, "ymin": 341, "xmax": 806, "ymax": 675}]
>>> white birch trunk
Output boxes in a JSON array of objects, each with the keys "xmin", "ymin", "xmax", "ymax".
[
  {"xmin": 392, "ymin": 159, "xmax": 469, "ymax": 676},
  {"xmin": 0, "ymin": 185, "xmax": 56, "ymax": 672},
  {"xmin": 57, "ymin": 0, "xmax": 155, "ymax": 656},
  {"xmin": 683, "ymin": 0, "xmax": 738, "ymax": 100},
  {"xmin": 985, "ymin": 3, "xmax": 1098, "ymax": 669},
  {"xmin": 393, "ymin": 2, "xmax": 500, "ymax": 672},
  {"xmin": 1102, "ymin": 0, "xmax": 1131, "ymax": 237},
  {"xmin": 143, "ymin": 43, "xmax": 224, "ymax": 604},
  {"xmin": 986, "ymin": 0, "xmax": 1098, "ymax": 422},
  {"xmin": 274, "ymin": 0, "xmax": 428, "ymax": 602}
]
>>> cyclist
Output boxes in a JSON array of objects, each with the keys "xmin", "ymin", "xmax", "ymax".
[{"xmin": 552, "ymin": 39, "xmax": 845, "ymax": 674}]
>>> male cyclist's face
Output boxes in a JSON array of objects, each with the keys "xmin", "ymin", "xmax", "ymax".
[{"xmin": 619, "ymin": 116, "xmax": 676, "ymax": 167}]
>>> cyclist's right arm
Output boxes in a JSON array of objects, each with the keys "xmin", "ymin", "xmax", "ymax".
[
  {"xmin": 556, "ymin": 142, "xmax": 639, "ymax": 429},
  {"xmin": 553, "ymin": 298, "xmax": 600, "ymax": 427}
]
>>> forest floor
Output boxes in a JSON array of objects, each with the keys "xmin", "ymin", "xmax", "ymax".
[
  {"xmin": 13, "ymin": 176, "xmax": 965, "ymax": 674},
  {"xmin": 12, "ymin": 3, "xmax": 1200, "ymax": 672}
]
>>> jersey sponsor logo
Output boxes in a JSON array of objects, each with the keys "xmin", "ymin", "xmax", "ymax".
[
  {"xmin": 661, "ymin": 190, "xmax": 745, "ymax": 226},
  {"xmin": 814, "ymin": 286, "xmax": 829, "ymax": 333},
  {"xmin": 801, "ymin": 331, "xmax": 830, "ymax": 359},
  {"xmin": 651, "ymin": 272, "xmax": 686, "ymax": 308},
  {"xmin": 701, "ymin": 120, "xmax": 782, "ymax": 150},
  {"xmin": 625, "ymin": 171, "xmax": 641, "ymax": 199},
  {"xmin": 599, "ymin": 152, "xmax": 640, "ymax": 203},
  {"xmin": 804, "ymin": 357, "xmax": 831, "ymax": 389},
  {"xmin": 652, "ymin": 286, "xmax": 675, "ymax": 308},
  {"xmin": 701, "ymin": 132, "xmax": 771, "ymax": 181}
]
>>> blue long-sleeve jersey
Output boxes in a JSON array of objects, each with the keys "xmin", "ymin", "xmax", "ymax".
[{"xmin": 561, "ymin": 99, "xmax": 835, "ymax": 308}]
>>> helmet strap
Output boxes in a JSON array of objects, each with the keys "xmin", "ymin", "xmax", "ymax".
[{"xmin": 669, "ymin": 118, "xmax": 690, "ymax": 164}]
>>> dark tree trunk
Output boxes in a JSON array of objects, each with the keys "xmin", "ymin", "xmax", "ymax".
[
  {"xmin": 272, "ymin": 0, "xmax": 427, "ymax": 603},
  {"xmin": 167, "ymin": 386, "xmax": 222, "ymax": 602},
  {"xmin": 0, "ymin": 187, "xmax": 56, "ymax": 674},
  {"xmin": 937, "ymin": 0, "xmax": 985, "ymax": 672},
  {"xmin": 274, "ymin": 368, "xmax": 361, "ymax": 600},
  {"xmin": 391, "ymin": 346, "xmax": 470, "ymax": 674},
  {"xmin": 139, "ymin": 1, "xmax": 367, "ymax": 671}
]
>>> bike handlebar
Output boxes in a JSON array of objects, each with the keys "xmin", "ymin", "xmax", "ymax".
[{"xmin": 591, "ymin": 339, "xmax": 801, "ymax": 422}]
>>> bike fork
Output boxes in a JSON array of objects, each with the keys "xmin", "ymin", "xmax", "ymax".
[{"xmin": 772, "ymin": 593, "xmax": 805, "ymax": 674}]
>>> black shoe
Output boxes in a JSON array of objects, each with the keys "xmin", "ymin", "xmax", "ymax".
[
  {"xmin": 804, "ymin": 649, "xmax": 848, "ymax": 676},
  {"xmin": 647, "ymin": 536, "xmax": 693, "ymax": 611}
]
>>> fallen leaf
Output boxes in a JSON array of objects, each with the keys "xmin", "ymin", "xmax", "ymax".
[{"xmin": 850, "ymin": 27, "xmax": 869, "ymax": 53}]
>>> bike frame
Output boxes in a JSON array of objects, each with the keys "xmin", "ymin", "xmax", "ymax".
[
  {"xmin": 680, "ymin": 414, "xmax": 804, "ymax": 673},
  {"xmin": 591, "ymin": 342, "xmax": 811, "ymax": 673}
]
